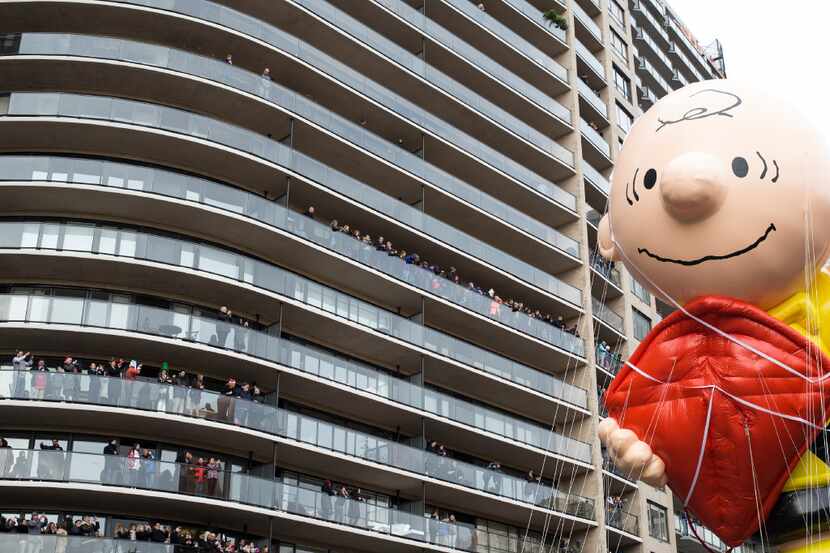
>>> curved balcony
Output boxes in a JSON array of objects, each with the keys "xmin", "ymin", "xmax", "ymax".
[
  {"xmin": 277, "ymin": 0, "xmax": 570, "ymax": 131},
  {"xmin": 0, "ymin": 448, "xmax": 491, "ymax": 553},
  {"xmin": 572, "ymin": 2, "xmax": 602, "ymax": 49},
  {"xmin": 101, "ymin": 0, "xmax": 577, "ymax": 198},
  {"xmin": 0, "ymin": 537, "xmax": 192, "ymax": 553},
  {"xmin": 0, "ymin": 229, "xmax": 590, "ymax": 463},
  {"xmin": 499, "ymin": 0, "xmax": 568, "ymax": 52},
  {"xmin": 0, "ymin": 90, "xmax": 582, "ymax": 318},
  {"xmin": 0, "ymin": 154, "xmax": 581, "ymax": 362},
  {"xmin": 0, "ymin": 216, "xmax": 587, "ymax": 374},
  {"xmin": 0, "ymin": 202, "xmax": 582, "ymax": 379},
  {"xmin": 0, "ymin": 263, "xmax": 578, "ymax": 433},
  {"xmin": 591, "ymin": 298, "xmax": 625, "ymax": 344},
  {"xmin": 0, "ymin": 376, "xmax": 597, "ymax": 523},
  {"xmin": 1, "ymin": 0, "xmax": 578, "ymax": 225},
  {"xmin": 431, "ymin": 0, "xmax": 568, "ymax": 84},
  {"xmin": 606, "ymin": 509, "xmax": 641, "ymax": 541},
  {"xmin": 3, "ymin": 31, "xmax": 579, "ymax": 270},
  {"xmin": 347, "ymin": 0, "xmax": 570, "ymax": 113}
]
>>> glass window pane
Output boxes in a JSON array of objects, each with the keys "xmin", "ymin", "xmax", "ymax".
[{"xmin": 62, "ymin": 224, "xmax": 95, "ymax": 252}]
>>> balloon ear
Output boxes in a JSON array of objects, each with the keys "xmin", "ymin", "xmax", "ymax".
[{"xmin": 597, "ymin": 215, "xmax": 620, "ymax": 261}]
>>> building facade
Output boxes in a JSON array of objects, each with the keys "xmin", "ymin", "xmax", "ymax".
[{"xmin": 0, "ymin": 1, "xmax": 725, "ymax": 553}]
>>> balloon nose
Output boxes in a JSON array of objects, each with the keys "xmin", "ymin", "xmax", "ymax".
[{"xmin": 660, "ymin": 152, "xmax": 727, "ymax": 222}]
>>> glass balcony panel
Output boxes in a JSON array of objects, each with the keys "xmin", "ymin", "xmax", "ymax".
[
  {"xmin": 579, "ymin": 120, "xmax": 611, "ymax": 158},
  {"xmin": 0, "ymin": 358, "xmax": 593, "ymax": 515},
  {"xmin": 92, "ymin": 1, "xmax": 577, "ymax": 200},
  {"xmin": 575, "ymin": 40, "xmax": 605, "ymax": 79},
  {"xmin": 4, "ymin": 83, "xmax": 582, "ymax": 302}
]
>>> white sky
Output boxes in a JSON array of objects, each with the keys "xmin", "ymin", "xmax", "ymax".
[{"xmin": 658, "ymin": 0, "xmax": 830, "ymax": 141}]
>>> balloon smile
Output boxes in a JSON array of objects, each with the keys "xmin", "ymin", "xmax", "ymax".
[{"xmin": 637, "ymin": 223, "xmax": 776, "ymax": 266}]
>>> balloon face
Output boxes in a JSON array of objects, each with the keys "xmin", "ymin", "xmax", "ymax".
[{"xmin": 600, "ymin": 80, "xmax": 830, "ymax": 309}]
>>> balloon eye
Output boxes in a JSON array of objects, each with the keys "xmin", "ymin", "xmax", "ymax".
[
  {"xmin": 732, "ymin": 156, "xmax": 749, "ymax": 178},
  {"xmin": 643, "ymin": 168, "xmax": 658, "ymax": 190}
]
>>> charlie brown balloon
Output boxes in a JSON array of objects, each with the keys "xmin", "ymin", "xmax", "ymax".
[{"xmin": 597, "ymin": 80, "xmax": 830, "ymax": 549}]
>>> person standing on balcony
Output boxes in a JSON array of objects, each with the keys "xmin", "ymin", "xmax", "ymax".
[
  {"xmin": 12, "ymin": 351, "xmax": 31, "ymax": 398},
  {"xmin": 30, "ymin": 359, "xmax": 47, "ymax": 401},
  {"xmin": 106, "ymin": 358, "xmax": 123, "ymax": 405},
  {"xmin": 217, "ymin": 306, "xmax": 232, "ymax": 348},
  {"xmin": 321, "ymin": 480, "xmax": 334, "ymax": 520},
  {"xmin": 334, "ymin": 485, "xmax": 349, "ymax": 522},
  {"xmin": 206, "ymin": 458, "xmax": 221, "ymax": 497},
  {"xmin": 127, "ymin": 444, "xmax": 141, "ymax": 487},
  {"xmin": 172, "ymin": 370, "xmax": 188, "ymax": 414},
  {"xmin": 102, "ymin": 439, "xmax": 119, "ymax": 484},
  {"xmin": 0, "ymin": 438, "xmax": 12, "ymax": 477},
  {"xmin": 86, "ymin": 362, "xmax": 104, "ymax": 404}
]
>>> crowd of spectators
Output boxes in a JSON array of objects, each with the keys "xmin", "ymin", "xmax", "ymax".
[
  {"xmin": 0, "ymin": 513, "xmax": 100, "ymax": 537},
  {"xmin": 8, "ymin": 351, "xmax": 265, "ymax": 425},
  {"xmin": 313, "ymin": 207, "xmax": 580, "ymax": 337},
  {"xmin": 319, "ymin": 479, "xmax": 367, "ymax": 526},
  {"xmin": 0, "ymin": 435, "xmax": 227, "ymax": 499},
  {"xmin": 0, "ymin": 513, "xmax": 267, "ymax": 553},
  {"xmin": 425, "ymin": 441, "xmax": 552, "ymax": 504},
  {"xmin": 218, "ymin": 51, "xmax": 583, "ymax": 341}
]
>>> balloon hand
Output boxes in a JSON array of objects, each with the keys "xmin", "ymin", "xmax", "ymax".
[{"xmin": 599, "ymin": 418, "xmax": 668, "ymax": 487}]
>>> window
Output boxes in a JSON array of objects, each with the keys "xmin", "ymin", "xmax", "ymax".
[
  {"xmin": 647, "ymin": 502, "xmax": 669, "ymax": 541},
  {"xmin": 0, "ymin": 33, "xmax": 21, "ymax": 55},
  {"xmin": 632, "ymin": 279, "xmax": 652, "ymax": 304},
  {"xmin": 633, "ymin": 308, "xmax": 651, "ymax": 341},
  {"xmin": 610, "ymin": 29, "xmax": 628, "ymax": 60},
  {"xmin": 609, "ymin": 0, "xmax": 625, "ymax": 25},
  {"xmin": 613, "ymin": 65, "xmax": 631, "ymax": 101},
  {"xmin": 616, "ymin": 103, "xmax": 633, "ymax": 134}
]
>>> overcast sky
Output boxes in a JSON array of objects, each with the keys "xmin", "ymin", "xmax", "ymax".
[{"xmin": 658, "ymin": 0, "xmax": 829, "ymax": 141}]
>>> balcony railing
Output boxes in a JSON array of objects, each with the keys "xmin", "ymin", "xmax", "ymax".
[
  {"xmin": 633, "ymin": 26, "xmax": 673, "ymax": 73},
  {"xmin": 342, "ymin": 0, "xmax": 570, "ymax": 118},
  {"xmin": 0, "ymin": 160, "xmax": 584, "ymax": 358},
  {"xmin": 0, "ymin": 537, "xmax": 183, "ymax": 553},
  {"xmin": 0, "ymin": 448, "xmax": 487, "ymax": 551},
  {"xmin": 590, "ymin": 253, "xmax": 621, "ymax": 289},
  {"xmin": 672, "ymin": 69, "xmax": 689, "ymax": 88},
  {"xmin": 591, "ymin": 298, "xmax": 624, "ymax": 333},
  {"xmin": 638, "ymin": 85, "xmax": 658, "ymax": 106},
  {"xmin": 501, "ymin": 0, "xmax": 567, "ymax": 43},
  {"xmin": 581, "ymin": 161, "xmax": 610, "ymax": 195},
  {"xmin": 665, "ymin": 17, "xmax": 715, "ymax": 78},
  {"xmin": 0, "ymin": 220, "xmax": 589, "ymax": 398},
  {"xmin": 3, "ymin": 314, "xmax": 589, "ymax": 449},
  {"xmin": 443, "ymin": 0, "xmax": 569, "ymax": 82},
  {"xmin": 595, "ymin": 345, "xmax": 623, "ymax": 375},
  {"xmin": 606, "ymin": 508, "xmax": 639, "ymax": 535},
  {"xmin": 110, "ymin": 0, "xmax": 578, "ymax": 199},
  {"xmin": 572, "ymin": 2, "xmax": 602, "ymax": 42},
  {"xmin": 580, "ymin": 119, "xmax": 611, "ymax": 158},
  {"xmin": 668, "ymin": 42, "xmax": 702, "ymax": 81},
  {"xmin": 4, "ymin": 92, "xmax": 585, "ymax": 312},
  {"xmin": 9, "ymin": 32, "xmax": 578, "ymax": 261},
  {"xmin": 0, "ymin": 375, "xmax": 596, "ymax": 518},
  {"xmin": 637, "ymin": 56, "xmax": 670, "ymax": 95},
  {"xmin": 577, "ymin": 79, "xmax": 608, "ymax": 118},
  {"xmin": 575, "ymin": 39, "xmax": 605, "ymax": 79},
  {"xmin": 632, "ymin": 1, "xmax": 668, "ymax": 42}
]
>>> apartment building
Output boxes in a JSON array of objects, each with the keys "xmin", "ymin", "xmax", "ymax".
[{"xmin": 0, "ymin": 1, "xmax": 726, "ymax": 553}]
